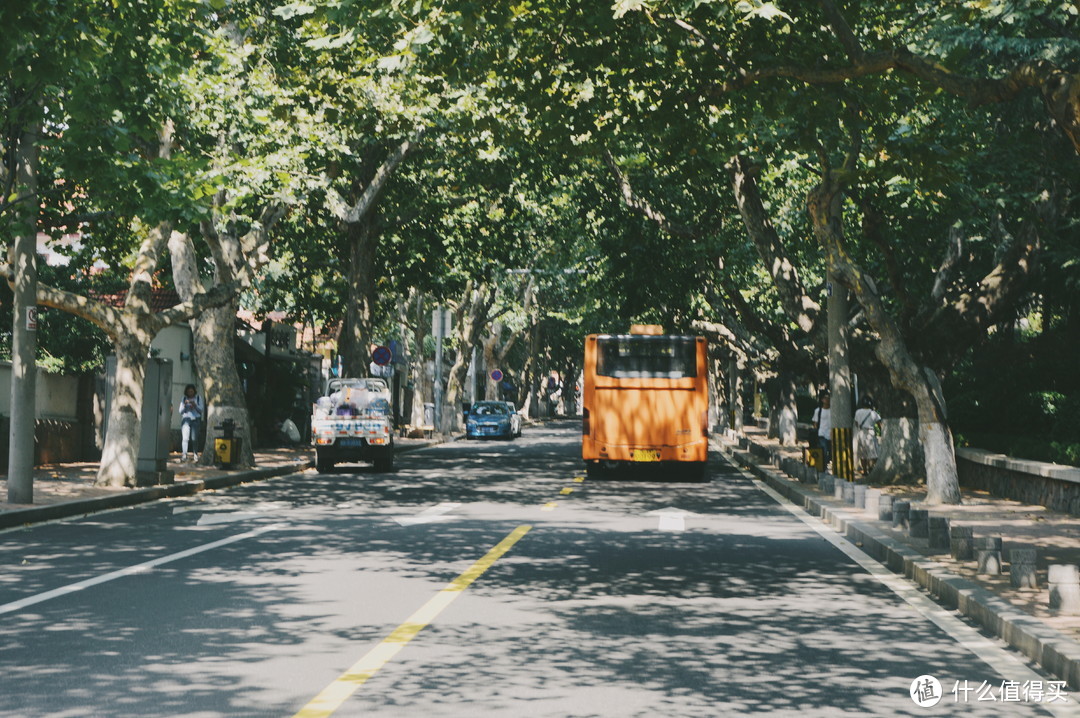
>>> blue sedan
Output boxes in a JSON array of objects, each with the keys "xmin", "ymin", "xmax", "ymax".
[{"xmin": 465, "ymin": 401, "xmax": 514, "ymax": 440}]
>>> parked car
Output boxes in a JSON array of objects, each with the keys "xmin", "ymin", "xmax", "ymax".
[
  {"xmin": 501, "ymin": 401, "xmax": 523, "ymax": 437},
  {"xmin": 466, "ymin": 401, "xmax": 514, "ymax": 440}
]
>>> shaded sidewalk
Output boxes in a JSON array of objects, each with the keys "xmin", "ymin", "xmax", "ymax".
[
  {"xmin": 720, "ymin": 426, "xmax": 1080, "ymax": 689},
  {"xmin": 0, "ymin": 436, "xmax": 441, "ymax": 530}
]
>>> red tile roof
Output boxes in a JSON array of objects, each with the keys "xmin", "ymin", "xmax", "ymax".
[{"xmin": 93, "ymin": 288, "xmax": 182, "ymax": 312}]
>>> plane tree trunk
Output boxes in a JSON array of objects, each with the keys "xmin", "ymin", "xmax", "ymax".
[
  {"xmin": 443, "ymin": 281, "xmax": 495, "ymax": 431},
  {"xmin": 169, "ymin": 231, "xmax": 252, "ymax": 468},
  {"xmin": 809, "ymin": 169, "xmax": 962, "ymax": 504},
  {"xmin": 340, "ymin": 213, "xmax": 377, "ymax": 378},
  {"xmin": 328, "ymin": 136, "xmax": 418, "ymax": 379}
]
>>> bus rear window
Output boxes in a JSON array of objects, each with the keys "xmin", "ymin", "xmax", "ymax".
[{"xmin": 595, "ymin": 337, "xmax": 697, "ymax": 379}]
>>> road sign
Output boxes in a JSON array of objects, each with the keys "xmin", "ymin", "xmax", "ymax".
[
  {"xmin": 26, "ymin": 307, "xmax": 37, "ymax": 331},
  {"xmin": 372, "ymin": 345, "xmax": 392, "ymax": 366},
  {"xmin": 388, "ymin": 339, "xmax": 406, "ymax": 365},
  {"xmin": 431, "ymin": 308, "xmax": 453, "ymax": 337},
  {"xmin": 490, "ymin": 369, "xmax": 504, "ymax": 382}
]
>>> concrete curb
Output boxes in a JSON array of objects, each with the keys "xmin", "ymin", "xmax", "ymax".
[
  {"xmin": 0, "ymin": 439, "xmax": 442, "ymax": 532},
  {"xmin": 718, "ymin": 440, "xmax": 1080, "ymax": 690}
]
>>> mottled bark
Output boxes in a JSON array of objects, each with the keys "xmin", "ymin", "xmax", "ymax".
[
  {"xmin": 776, "ymin": 370, "xmax": 799, "ymax": 446},
  {"xmin": 808, "ymin": 166, "xmax": 961, "ymax": 504},
  {"xmin": 6, "ymin": 113, "xmax": 40, "ymax": 503},
  {"xmin": 329, "ymin": 137, "xmax": 419, "ymax": 378},
  {"xmin": 98, "ymin": 336, "xmax": 150, "ymax": 487},
  {"xmin": 442, "ymin": 282, "xmax": 494, "ymax": 431},
  {"xmin": 860, "ymin": 367, "xmax": 924, "ymax": 484},
  {"xmin": 169, "ymin": 232, "xmax": 256, "ymax": 468},
  {"xmin": 727, "ymin": 155, "xmax": 821, "ymax": 336},
  {"xmin": 408, "ymin": 292, "xmax": 433, "ymax": 428},
  {"xmin": 519, "ymin": 311, "xmax": 541, "ymax": 418},
  {"xmin": 340, "ymin": 213, "xmax": 377, "ymax": 378},
  {"xmin": 482, "ymin": 326, "xmax": 500, "ymax": 400},
  {"xmin": 482, "ymin": 292, "xmax": 528, "ymax": 401}
]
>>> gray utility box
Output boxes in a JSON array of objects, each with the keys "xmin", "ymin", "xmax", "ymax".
[{"xmin": 105, "ymin": 355, "xmax": 175, "ymax": 487}]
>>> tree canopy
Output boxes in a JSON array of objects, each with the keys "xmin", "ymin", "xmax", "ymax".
[{"xmin": 2, "ymin": 0, "xmax": 1078, "ymax": 488}]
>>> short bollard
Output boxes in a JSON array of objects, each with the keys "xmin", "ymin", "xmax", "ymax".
[
  {"xmin": 909, "ymin": 509, "xmax": 930, "ymax": 539},
  {"xmin": 798, "ymin": 464, "xmax": 811, "ymax": 483},
  {"xmin": 974, "ymin": 537, "xmax": 1004, "ymax": 575},
  {"xmin": 853, "ymin": 484, "xmax": 867, "ymax": 508},
  {"xmin": 842, "ymin": 482, "xmax": 855, "ymax": 504},
  {"xmin": 928, "ymin": 517, "xmax": 950, "ymax": 551},
  {"xmin": 950, "ymin": 526, "xmax": 974, "ymax": 560},
  {"xmin": 834, "ymin": 479, "xmax": 845, "ymax": 500},
  {"xmin": 1049, "ymin": 565, "xmax": 1080, "ymax": 614},
  {"xmin": 893, "ymin": 501, "xmax": 911, "ymax": 530},
  {"xmin": 1010, "ymin": 549, "xmax": 1038, "ymax": 590},
  {"xmin": 819, "ymin": 474, "xmax": 832, "ymax": 494},
  {"xmin": 771, "ymin": 451, "xmax": 782, "ymax": 468},
  {"xmin": 864, "ymin": 488, "xmax": 882, "ymax": 516},
  {"xmin": 878, "ymin": 494, "xmax": 894, "ymax": 522}
]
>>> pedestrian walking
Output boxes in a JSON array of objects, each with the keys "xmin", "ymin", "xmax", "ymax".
[
  {"xmin": 812, "ymin": 392, "xmax": 832, "ymax": 470},
  {"xmin": 853, "ymin": 396, "xmax": 882, "ymax": 475},
  {"xmin": 178, "ymin": 384, "xmax": 204, "ymax": 462}
]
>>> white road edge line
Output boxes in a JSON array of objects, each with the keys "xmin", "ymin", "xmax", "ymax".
[
  {"xmin": 751, "ymin": 478, "xmax": 1074, "ymax": 715},
  {"xmin": 0, "ymin": 523, "xmax": 284, "ymax": 617}
]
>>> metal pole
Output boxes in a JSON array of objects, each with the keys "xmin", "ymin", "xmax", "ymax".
[
  {"xmin": 470, "ymin": 344, "xmax": 478, "ymax": 403},
  {"xmin": 433, "ymin": 306, "xmax": 444, "ymax": 433},
  {"xmin": 8, "ymin": 120, "xmax": 40, "ymax": 504}
]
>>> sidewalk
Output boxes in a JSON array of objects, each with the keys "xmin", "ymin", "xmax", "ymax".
[
  {"xmin": 0, "ymin": 435, "xmax": 443, "ymax": 530},
  {"xmin": 718, "ymin": 426, "xmax": 1080, "ymax": 689}
]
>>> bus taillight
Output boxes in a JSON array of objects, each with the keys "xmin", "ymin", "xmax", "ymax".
[
  {"xmin": 583, "ymin": 408, "xmax": 591, "ymax": 436},
  {"xmin": 702, "ymin": 411, "xmax": 709, "ymax": 439}
]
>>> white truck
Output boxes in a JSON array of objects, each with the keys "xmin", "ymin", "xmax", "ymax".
[{"xmin": 311, "ymin": 378, "xmax": 395, "ymax": 473}]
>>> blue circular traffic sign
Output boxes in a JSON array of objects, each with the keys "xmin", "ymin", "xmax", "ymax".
[
  {"xmin": 372, "ymin": 345, "xmax": 393, "ymax": 366},
  {"xmin": 490, "ymin": 369, "xmax": 504, "ymax": 382}
]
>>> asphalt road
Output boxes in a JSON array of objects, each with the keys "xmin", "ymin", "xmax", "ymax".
[{"xmin": 0, "ymin": 421, "xmax": 1069, "ymax": 717}]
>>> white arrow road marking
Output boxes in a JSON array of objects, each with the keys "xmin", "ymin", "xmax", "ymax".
[
  {"xmin": 394, "ymin": 502, "xmax": 462, "ymax": 526},
  {"xmin": 646, "ymin": 507, "xmax": 697, "ymax": 532},
  {"xmin": 0, "ymin": 524, "xmax": 285, "ymax": 616},
  {"xmin": 196, "ymin": 512, "xmax": 266, "ymax": 526}
]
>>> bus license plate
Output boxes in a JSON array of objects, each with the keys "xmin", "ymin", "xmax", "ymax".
[{"xmin": 632, "ymin": 450, "xmax": 661, "ymax": 462}]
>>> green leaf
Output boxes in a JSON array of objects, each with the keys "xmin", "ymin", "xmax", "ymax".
[
  {"xmin": 272, "ymin": 3, "xmax": 316, "ymax": 20},
  {"xmin": 612, "ymin": 0, "xmax": 654, "ymax": 20}
]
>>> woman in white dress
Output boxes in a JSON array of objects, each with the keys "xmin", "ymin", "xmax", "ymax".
[{"xmin": 853, "ymin": 396, "xmax": 882, "ymax": 475}]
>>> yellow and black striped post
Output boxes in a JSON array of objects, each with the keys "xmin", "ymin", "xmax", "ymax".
[{"xmin": 832, "ymin": 426, "xmax": 854, "ymax": 481}]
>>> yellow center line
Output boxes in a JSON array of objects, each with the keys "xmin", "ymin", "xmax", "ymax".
[
  {"xmin": 540, "ymin": 501, "xmax": 558, "ymax": 511},
  {"xmin": 560, "ymin": 487, "xmax": 574, "ymax": 495},
  {"xmin": 292, "ymin": 524, "xmax": 533, "ymax": 718},
  {"xmin": 573, "ymin": 476, "xmax": 585, "ymax": 483}
]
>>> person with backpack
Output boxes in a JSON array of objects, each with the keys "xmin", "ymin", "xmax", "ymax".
[
  {"xmin": 812, "ymin": 392, "xmax": 832, "ymax": 470},
  {"xmin": 853, "ymin": 396, "xmax": 883, "ymax": 475}
]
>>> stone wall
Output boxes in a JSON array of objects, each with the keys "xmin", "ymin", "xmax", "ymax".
[{"xmin": 957, "ymin": 447, "xmax": 1080, "ymax": 516}]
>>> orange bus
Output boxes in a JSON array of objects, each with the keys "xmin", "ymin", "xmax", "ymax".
[{"xmin": 582, "ymin": 325, "xmax": 710, "ymax": 479}]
